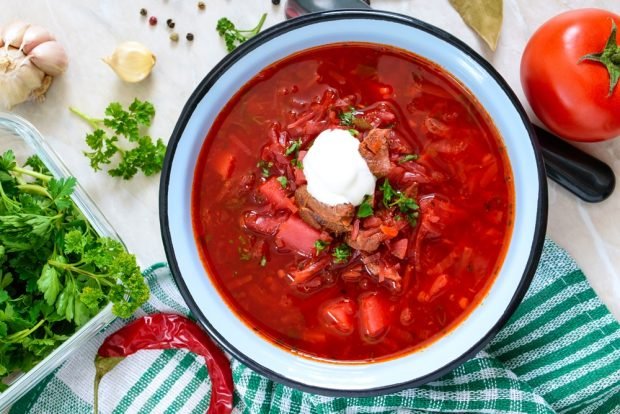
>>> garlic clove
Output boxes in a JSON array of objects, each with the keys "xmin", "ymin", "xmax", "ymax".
[
  {"xmin": 29, "ymin": 40, "xmax": 68, "ymax": 76},
  {"xmin": 3, "ymin": 21, "xmax": 30, "ymax": 49},
  {"xmin": 103, "ymin": 41, "xmax": 156, "ymax": 83},
  {"xmin": 0, "ymin": 58, "xmax": 44, "ymax": 109},
  {"xmin": 20, "ymin": 25, "xmax": 55, "ymax": 54}
]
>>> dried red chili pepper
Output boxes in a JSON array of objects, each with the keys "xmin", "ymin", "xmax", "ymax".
[{"xmin": 93, "ymin": 313, "xmax": 233, "ymax": 414}]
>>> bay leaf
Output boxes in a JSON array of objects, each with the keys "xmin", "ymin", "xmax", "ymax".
[{"xmin": 449, "ymin": 0, "xmax": 503, "ymax": 51}]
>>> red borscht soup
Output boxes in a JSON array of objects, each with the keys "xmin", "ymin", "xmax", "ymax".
[{"xmin": 192, "ymin": 43, "xmax": 514, "ymax": 362}]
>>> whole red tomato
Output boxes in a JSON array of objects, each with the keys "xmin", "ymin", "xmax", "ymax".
[{"xmin": 521, "ymin": 9, "xmax": 620, "ymax": 142}]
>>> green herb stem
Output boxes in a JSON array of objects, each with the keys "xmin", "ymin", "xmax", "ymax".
[
  {"xmin": 17, "ymin": 184, "xmax": 51, "ymax": 199},
  {"xmin": 11, "ymin": 166, "xmax": 52, "ymax": 183},
  {"xmin": 69, "ymin": 107, "xmax": 103, "ymax": 130},
  {"xmin": 47, "ymin": 260, "xmax": 115, "ymax": 287},
  {"xmin": 244, "ymin": 13, "xmax": 267, "ymax": 35},
  {"xmin": 6, "ymin": 319, "xmax": 45, "ymax": 342}
]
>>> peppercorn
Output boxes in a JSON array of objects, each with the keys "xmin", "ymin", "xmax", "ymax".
[
  {"xmin": 140, "ymin": 8, "xmax": 148, "ymax": 16},
  {"xmin": 149, "ymin": 16, "xmax": 157, "ymax": 26},
  {"xmin": 166, "ymin": 19, "xmax": 175, "ymax": 28},
  {"xmin": 271, "ymin": 0, "xmax": 280, "ymax": 4},
  {"xmin": 197, "ymin": 1, "xmax": 206, "ymax": 10},
  {"xmin": 170, "ymin": 32, "xmax": 179, "ymax": 42},
  {"xmin": 186, "ymin": 33, "xmax": 194, "ymax": 41}
]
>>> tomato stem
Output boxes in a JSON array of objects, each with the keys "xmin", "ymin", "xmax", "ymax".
[{"xmin": 579, "ymin": 19, "xmax": 620, "ymax": 96}]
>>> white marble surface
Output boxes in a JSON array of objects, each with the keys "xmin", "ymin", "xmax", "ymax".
[{"xmin": 4, "ymin": 0, "xmax": 619, "ymax": 326}]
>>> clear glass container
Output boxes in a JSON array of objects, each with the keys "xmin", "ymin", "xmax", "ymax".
[{"xmin": 0, "ymin": 113, "xmax": 119, "ymax": 410}]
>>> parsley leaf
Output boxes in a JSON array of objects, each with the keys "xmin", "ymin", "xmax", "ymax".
[
  {"xmin": 69, "ymin": 99, "xmax": 166, "ymax": 180},
  {"xmin": 381, "ymin": 179, "xmax": 396, "ymax": 208},
  {"xmin": 216, "ymin": 14, "xmax": 267, "ymax": 52},
  {"xmin": 399, "ymin": 154, "xmax": 419, "ymax": 164},
  {"xmin": 47, "ymin": 177, "xmax": 76, "ymax": 211},
  {"xmin": 332, "ymin": 244, "xmax": 351, "ymax": 263},
  {"xmin": 291, "ymin": 158, "xmax": 303, "ymax": 169},
  {"xmin": 357, "ymin": 194, "xmax": 374, "ymax": 218},
  {"xmin": 276, "ymin": 176, "xmax": 288, "ymax": 189},
  {"xmin": 339, "ymin": 108, "xmax": 357, "ymax": 126},
  {"xmin": 257, "ymin": 160, "xmax": 273, "ymax": 177},
  {"xmin": 314, "ymin": 240, "xmax": 329, "ymax": 255},
  {"xmin": 285, "ymin": 138, "xmax": 302, "ymax": 156},
  {"xmin": 380, "ymin": 179, "xmax": 419, "ymax": 225}
]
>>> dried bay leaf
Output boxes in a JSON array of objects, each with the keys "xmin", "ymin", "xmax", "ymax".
[{"xmin": 449, "ymin": 0, "xmax": 503, "ymax": 51}]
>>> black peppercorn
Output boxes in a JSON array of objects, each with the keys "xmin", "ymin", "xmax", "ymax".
[
  {"xmin": 140, "ymin": 8, "xmax": 148, "ymax": 16},
  {"xmin": 166, "ymin": 19, "xmax": 175, "ymax": 28},
  {"xmin": 186, "ymin": 33, "xmax": 194, "ymax": 41},
  {"xmin": 272, "ymin": 0, "xmax": 280, "ymax": 4}
]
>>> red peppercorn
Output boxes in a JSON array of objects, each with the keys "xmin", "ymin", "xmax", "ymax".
[{"xmin": 149, "ymin": 16, "xmax": 158, "ymax": 26}]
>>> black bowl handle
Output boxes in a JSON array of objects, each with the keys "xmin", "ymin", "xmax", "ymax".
[
  {"xmin": 534, "ymin": 125, "xmax": 615, "ymax": 202},
  {"xmin": 285, "ymin": 0, "xmax": 370, "ymax": 18}
]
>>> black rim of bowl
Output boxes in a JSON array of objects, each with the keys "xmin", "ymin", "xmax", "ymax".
[{"xmin": 159, "ymin": 9, "xmax": 548, "ymax": 397}]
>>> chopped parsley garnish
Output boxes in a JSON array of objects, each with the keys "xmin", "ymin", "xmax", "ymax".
[
  {"xmin": 357, "ymin": 194, "xmax": 374, "ymax": 218},
  {"xmin": 381, "ymin": 179, "xmax": 396, "ymax": 208},
  {"xmin": 339, "ymin": 107, "xmax": 357, "ymax": 126},
  {"xmin": 314, "ymin": 240, "xmax": 329, "ymax": 255},
  {"xmin": 291, "ymin": 158, "xmax": 303, "ymax": 169},
  {"xmin": 276, "ymin": 176, "xmax": 288, "ymax": 189},
  {"xmin": 286, "ymin": 139, "xmax": 304, "ymax": 170},
  {"xmin": 256, "ymin": 160, "xmax": 273, "ymax": 177},
  {"xmin": 285, "ymin": 138, "xmax": 302, "ymax": 156},
  {"xmin": 348, "ymin": 129, "xmax": 359, "ymax": 137},
  {"xmin": 332, "ymin": 244, "xmax": 351, "ymax": 263},
  {"xmin": 399, "ymin": 154, "xmax": 419, "ymax": 164},
  {"xmin": 380, "ymin": 179, "xmax": 419, "ymax": 225}
]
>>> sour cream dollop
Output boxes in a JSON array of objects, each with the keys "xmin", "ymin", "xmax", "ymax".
[{"xmin": 303, "ymin": 129, "xmax": 376, "ymax": 206}]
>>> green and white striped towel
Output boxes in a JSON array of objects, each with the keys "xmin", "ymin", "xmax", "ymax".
[{"xmin": 10, "ymin": 239, "xmax": 620, "ymax": 413}]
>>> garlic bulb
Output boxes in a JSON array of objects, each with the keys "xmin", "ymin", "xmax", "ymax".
[
  {"xmin": 103, "ymin": 41, "xmax": 156, "ymax": 83},
  {"xmin": 0, "ymin": 48, "xmax": 44, "ymax": 108},
  {"xmin": 0, "ymin": 20, "xmax": 68, "ymax": 109}
]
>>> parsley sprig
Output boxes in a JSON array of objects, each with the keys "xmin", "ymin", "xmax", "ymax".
[
  {"xmin": 332, "ymin": 244, "xmax": 352, "ymax": 263},
  {"xmin": 0, "ymin": 151, "xmax": 149, "ymax": 387},
  {"xmin": 381, "ymin": 179, "xmax": 419, "ymax": 225},
  {"xmin": 216, "ymin": 14, "xmax": 267, "ymax": 52},
  {"xmin": 357, "ymin": 194, "xmax": 374, "ymax": 218},
  {"xmin": 314, "ymin": 240, "xmax": 329, "ymax": 255},
  {"xmin": 69, "ymin": 99, "xmax": 166, "ymax": 180},
  {"xmin": 339, "ymin": 107, "xmax": 357, "ymax": 126}
]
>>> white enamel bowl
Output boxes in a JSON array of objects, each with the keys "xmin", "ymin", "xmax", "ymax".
[{"xmin": 160, "ymin": 10, "xmax": 547, "ymax": 395}]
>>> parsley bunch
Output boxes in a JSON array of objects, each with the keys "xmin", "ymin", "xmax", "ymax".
[
  {"xmin": 216, "ymin": 13, "xmax": 267, "ymax": 52},
  {"xmin": 69, "ymin": 99, "xmax": 166, "ymax": 180},
  {"xmin": 0, "ymin": 150, "xmax": 149, "ymax": 387}
]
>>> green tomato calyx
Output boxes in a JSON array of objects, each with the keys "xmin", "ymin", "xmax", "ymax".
[{"xmin": 579, "ymin": 19, "xmax": 620, "ymax": 96}]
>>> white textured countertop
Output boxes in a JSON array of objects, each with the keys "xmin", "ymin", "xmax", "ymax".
[{"xmin": 4, "ymin": 0, "xmax": 620, "ymax": 323}]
